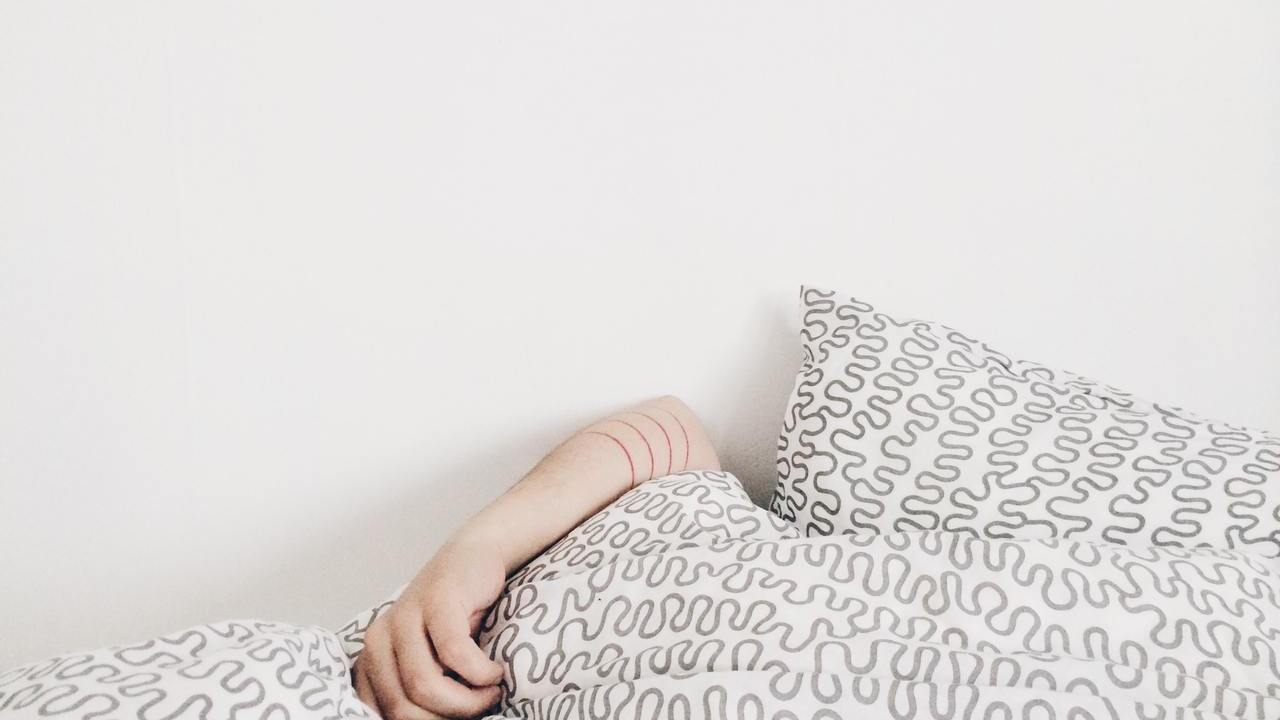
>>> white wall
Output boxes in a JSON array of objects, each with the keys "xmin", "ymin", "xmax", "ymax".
[{"xmin": 2, "ymin": 1, "xmax": 1278, "ymax": 668}]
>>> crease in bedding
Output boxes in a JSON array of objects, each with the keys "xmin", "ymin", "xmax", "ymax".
[{"xmin": 2, "ymin": 472, "xmax": 1277, "ymax": 720}]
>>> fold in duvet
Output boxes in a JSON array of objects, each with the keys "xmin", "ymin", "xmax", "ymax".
[{"xmin": 3, "ymin": 472, "xmax": 1277, "ymax": 720}]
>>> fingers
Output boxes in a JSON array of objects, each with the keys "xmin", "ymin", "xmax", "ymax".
[
  {"xmin": 356, "ymin": 601, "xmax": 504, "ymax": 720},
  {"xmin": 363, "ymin": 621, "xmax": 439, "ymax": 720},
  {"xmin": 390, "ymin": 609, "xmax": 503, "ymax": 718},
  {"xmin": 424, "ymin": 601, "xmax": 504, "ymax": 687},
  {"xmin": 354, "ymin": 658, "xmax": 376, "ymax": 713},
  {"xmin": 467, "ymin": 607, "xmax": 488, "ymax": 635}
]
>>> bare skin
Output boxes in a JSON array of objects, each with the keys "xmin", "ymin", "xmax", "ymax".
[{"xmin": 354, "ymin": 395, "xmax": 721, "ymax": 719}]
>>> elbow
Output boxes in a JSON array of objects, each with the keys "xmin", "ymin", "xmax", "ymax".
[
  {"xmin": 653, "ymin": 394, "xmax": 688, "ymax": 412},
  {"xmin": 648, "ymin": 394, "xmax": 720, "ymax": 472}
]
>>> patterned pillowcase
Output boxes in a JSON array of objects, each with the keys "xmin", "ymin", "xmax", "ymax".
[{"xmin": 771, "ymin": 285, "xmax": 1280, "ymax": 556}]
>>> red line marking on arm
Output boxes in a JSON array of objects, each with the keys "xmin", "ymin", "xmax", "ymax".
[
  {"xmin": 606, "ymin": 419, "xmax": 654, "ymax": 482},
  {"xmin": 650, "ymin": 407, "xmax": 690, "ymax": 471},
  {"xmin": 583, "ymin": 430, "xmax": 635, "ymax": 488},
  {"xmin": 625, "ymin": 411, "xmax": 672, "ymax": 476}
]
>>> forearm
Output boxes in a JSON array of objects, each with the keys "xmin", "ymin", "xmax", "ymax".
[
  {"xmin": 443, "ymin": 395, "xmax": 719, "ymax": 574},
  {"xmin": 356, "ymin": 396, "xmax": 719, "ymax": 718}
]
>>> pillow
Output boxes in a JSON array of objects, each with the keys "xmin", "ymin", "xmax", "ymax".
[{"xmin": 771, "ymin": 285, "xmax": 1280, "ymax": 556}]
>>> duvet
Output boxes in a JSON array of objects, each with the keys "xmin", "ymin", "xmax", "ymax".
[{"xmin": 3, "ymin": 471, "xmax": 1277, "ymax": 720}]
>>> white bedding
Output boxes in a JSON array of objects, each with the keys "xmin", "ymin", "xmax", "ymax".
[
  {"xmin": 482, "ymin": 472, "xmax": 1280, "ymax": 719},
  {"xmin": 773, "ymin": 286, "xmax": 1280, "ymax": 555},
  {"xmin": 3, "ymin": 472, "xmax": 1278, "ymax": 719}
]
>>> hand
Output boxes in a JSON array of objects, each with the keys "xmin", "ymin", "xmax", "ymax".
[{"xmin": 354, "ymin": 541, "xmax": 507, "ymax": 719}]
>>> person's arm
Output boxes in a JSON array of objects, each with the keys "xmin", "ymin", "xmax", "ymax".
[{"xmin": 354, "ymin": 395, "xmax": 719, "ymax": 720}]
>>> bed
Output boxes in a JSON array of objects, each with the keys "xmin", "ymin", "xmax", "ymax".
[{"xmin": 4, "ymin": 286, "xmax": 1277, "ymax": 720}]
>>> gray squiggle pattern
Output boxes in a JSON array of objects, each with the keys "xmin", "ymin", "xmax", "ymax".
[
  {"xmin": 0, "ymin": 620, "xmax": 375, "ymax": 719},
  {"xmin": 4, "ymin": 473, "xmax": 1278, "ymax": 719},
  {"xmin": 772, "ymin": 285, "xmax": 1280, "ymax": 555},
  {"xmin": 477, "ymin": 473, "xmax": 1280, "ymax": 719}
]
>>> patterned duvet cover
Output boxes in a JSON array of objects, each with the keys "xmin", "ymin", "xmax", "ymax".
[{"xmin": 3, "ymin": 472, "xmax": 1277, "ymax": 720}]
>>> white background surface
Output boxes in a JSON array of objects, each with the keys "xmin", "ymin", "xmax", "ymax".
[{"xmin": 2, "ymin": 2, "xmax": 1278, "ymax": 668}]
